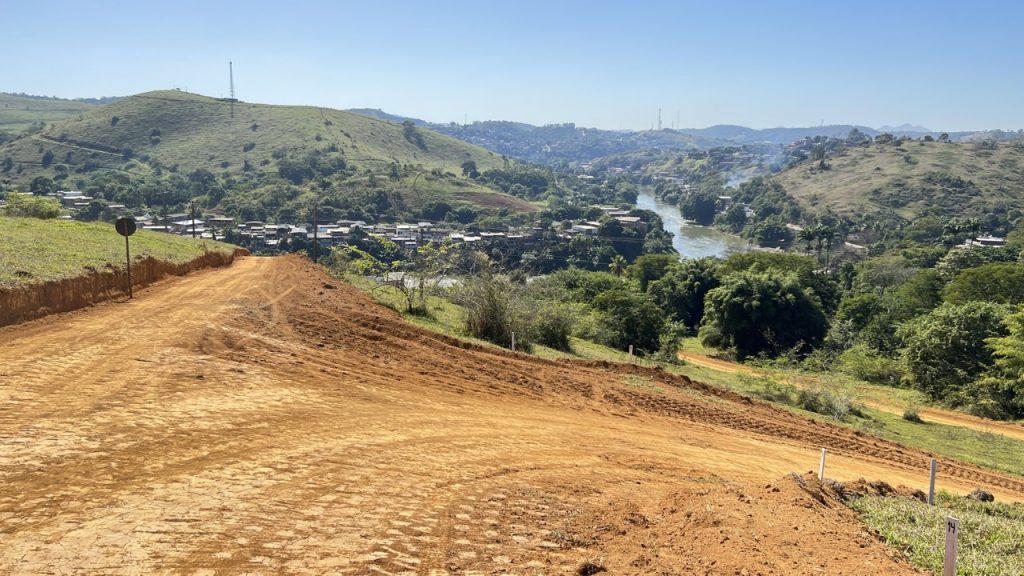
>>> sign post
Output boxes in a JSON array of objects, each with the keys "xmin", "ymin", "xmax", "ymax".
[
  {"xmin": 943, "ymin": 517, "xmax": 959, "ymax": 576},
  {"xmin": 115, "ymin": 217, "xmax": 137, "ymax": 299}
]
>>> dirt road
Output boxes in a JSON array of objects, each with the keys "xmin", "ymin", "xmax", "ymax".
[
  {"xmin": 679, "ymin": 350, "xmax": 1024, "ymax": 441},
  {"xmin": 2, "ymin": 256, "xmax": 1020, "ymax": 575}
]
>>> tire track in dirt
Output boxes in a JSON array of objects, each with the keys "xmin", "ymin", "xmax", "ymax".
[{"xmin": 0, "ymin": 255, "xmax": 1018, "ymax": 575}]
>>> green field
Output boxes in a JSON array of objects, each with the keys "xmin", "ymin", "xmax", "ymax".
[
  {"xmin": 0, "ymin": 217, "xmax": 235, "ymax": 288},
  {"xmin": 0, "ymin": 93, "xmax": 95, "ymax": 135},
  {"xmin": 0, "ymin": 90, "xmax": 502, "ymax": 183},
  {"xmin": 852, "ymin": 492, "xmax": 1024, "ymax": 576}
]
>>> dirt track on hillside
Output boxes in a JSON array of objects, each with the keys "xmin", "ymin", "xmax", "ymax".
[
  {"xmin": 679, "ymin": 351, "xmax": 1024, "ymax": 442},
  {"xmin": 2, "ymin": 256, "xmax": 1021, "ymax": 575}
]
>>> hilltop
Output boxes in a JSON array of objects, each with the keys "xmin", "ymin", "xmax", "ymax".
[
  {"xmin": 772, "ymin": 139, "xmax": 1024, "ymax": 222},
  {"xmin": 0, "ymin": 90, "xmax": 502, "ymax": 183}
]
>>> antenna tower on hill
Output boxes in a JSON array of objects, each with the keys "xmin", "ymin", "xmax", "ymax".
[{"xmin": 229, "ymin": 61, "xmax": 236, "ymax": 118}]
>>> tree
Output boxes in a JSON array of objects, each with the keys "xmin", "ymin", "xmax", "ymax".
[
  {"xmin": 972, "ymin": 310, "xmax": 1024, "ymax": 418},
  {"xmin": 402, "ymin": 120, "xmax": 427, "ymax": 150},
  {"xmin": 461, "ymin": 160, "xmax": 479, "ymax": 179},
  {"xmin": 699, "ymin": 271, "xmax": 828, "ymax": 360},
  {"xmin": 819, "ymin": 225, "xmax": 838, "ymax": 271},
  {"xmin": 608, "ymin": 254, "xmax": 627, "ymax": 277},
  {"xmin": 1, "ymin": 192, "xmax": 62, "ymax": 218},
  {"xmin": 797, "ymin": 227, "xmax": 817, "ymax": 255},
  {"xmin": 29, "ymin": 176, "xmax": 56, "ymax": 195},
  {"xmin": 648, "ymin": 258, "xmax": 720, "ymax": 329},
  {"xmin": 944, "ymin": 263, "xmax": 1024, "ymax": 305},
  {"xmin": 716, "ymin": 203, "xmax": 747, "ymax": 233},
  {"xmin": 680, "ymin": 190, "xmax": 718, "ymax": 225},
  {"xmin": 41, "ymin": 149, "xmax": 55, "ymax": 168},
  {"xmin": 900, "ymin": 302, "xmax": 1008, "ymax": 402},
  {"xmin": 626, "ymin": 253, "xmax": 677, "ymax": 292},
  {"xmin": 592, "ymin": 289, "xmax": 665, "ymax": 353}
]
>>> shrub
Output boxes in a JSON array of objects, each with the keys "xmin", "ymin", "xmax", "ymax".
[
  {"xmin": 530, "ymin": 303, "xmax": 575, "ymax": 351},
  {"xmin": 2, "ymin": 192, "xmax": 62, "ymax": 219},
  {"xmin": 902, "ymin": 407, "xmax": 923, "ymax": 423},
  {"xmin": 795, "ymin": 382, "xmax": 863, "ymax": 420},
  {"xmin": 837, "ymin": 344, "xmax": 902, "ymax": 385},
  {"xmin": 454, "ymin": 272, "xmax": 532, "ymax": 350}
]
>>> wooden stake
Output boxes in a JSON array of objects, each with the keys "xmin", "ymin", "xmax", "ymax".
[
  {"xmin": 943, "ymin": 517, "xmax": 959, "ymax": 576},
  {"xmin": 819, "ymin": 448, "xmax": 827, "ymax": 481}
]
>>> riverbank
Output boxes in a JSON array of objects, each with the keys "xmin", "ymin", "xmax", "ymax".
[{"xmin": 635, "ymin": 188, "xmax": 750, "ymax": 258}]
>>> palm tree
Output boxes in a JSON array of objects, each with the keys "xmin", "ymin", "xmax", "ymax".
[
  {"xmin": 965, "ymin": 218, "xmax": 981, "ymax": 247},
  {"xmin": 609, "ymin": 255, "xmax": 627, "ymax": 277},
  {"xmin": 820, "ymin": 226, "xmax": 838, "ymax": 272},
  {"xmin": 811, "ymin": 224, "xmax": 826, "ymax": 265},
  {"xmin": 797, "ymin": 227, "xmax": 817, "ymax": 255}
]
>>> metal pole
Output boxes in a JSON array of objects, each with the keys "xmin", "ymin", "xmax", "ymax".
[
  {"xmin": 511, "ymin": 332, "xmax": 516, "ymax": 353},
  {"xmin": 125, "ymin": 233, "xmax": 133, "ymax": 299},
  {"xmin": 929, "ymin": 459, "xmax": 938, "ymax": 505},
  {"xmin": 819, "ymin": 448, "xmax": 827, "ymax": 481}
]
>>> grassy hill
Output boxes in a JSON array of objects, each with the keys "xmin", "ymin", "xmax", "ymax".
[
  {"xmin": 0, "ymin": 93, "xmax": 96, "ymax": 136},
  {"xmin": 0, "ymin": 216, "xmax": 236, "ymax": 288},
  {"xmin": 773, "ymin": 140, "xmax": 1024, "ymax": 221},
  {"xmin": 0, "ymin": 90, "xmax": 502, "ymax": 182}
]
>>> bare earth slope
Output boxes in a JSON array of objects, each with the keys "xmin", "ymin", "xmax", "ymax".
[{"xmin": 2, "ymin": 256, "xmax": 1021, "ymax": 574}]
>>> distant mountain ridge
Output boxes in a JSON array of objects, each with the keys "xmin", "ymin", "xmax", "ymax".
[{"xmin": 343, "ymin": 109, "xmax": 987, "ymax": 164}]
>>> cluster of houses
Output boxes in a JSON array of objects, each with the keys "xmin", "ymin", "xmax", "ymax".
[
  {"xmin": 570, "ymin": 205, "xmax": 648, "ymax": 236},
  {"xmin": 233, "ymin": 220, "xmax": 537, "ymax": 251},
  {"xmin": 27, "ymin": 189, "xmax": 657, "ymax": 254}
]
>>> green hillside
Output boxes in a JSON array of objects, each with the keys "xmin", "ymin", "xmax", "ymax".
[
  {"xmin": 0, "ymin": 93, "xmax": 95, "ymax": 135},
  {"xmin": 0, "ymin": 90, "xmax": 501, "ymax": 182},
  {"xmin": 0, "ymin": 216, "xmax": 235, "ymax": 288},
  {"xmin": 773, "ymin": 140, "xmax": 1024, "ymax": 221}
]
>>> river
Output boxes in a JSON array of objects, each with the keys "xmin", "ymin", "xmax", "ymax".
[{"xmin": 635, "ymin": 188, "xmax": 751, "ymax": 259}]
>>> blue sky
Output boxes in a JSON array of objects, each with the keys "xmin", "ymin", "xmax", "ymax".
[{"xmin": 4, "ymin": 0, "xmax": 1022, "ymax": 131}]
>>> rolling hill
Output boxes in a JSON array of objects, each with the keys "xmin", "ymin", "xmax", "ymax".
[
  {"xmin": 0, "ymin": 93, "xmax": 96, "ymax": 136},
  {"xmin": 0, "ymin": 90, "xmax": 502, "ymax": 183},
  {"xmin": 772, "ymin": 139, "xmax": 1024, "ymax": 222}
]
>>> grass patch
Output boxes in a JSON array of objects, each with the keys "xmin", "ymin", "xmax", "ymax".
[
  {"xmin": 0, "ymin": 217, "xmax": 235, "ymax": 288},
  {"xmin": 851, "ymin": 492, "xmax": 1024, "ymax": 576},
  {"xmin": 856, "ymin": 408, "xmax": 1024, "ymax": 477}
]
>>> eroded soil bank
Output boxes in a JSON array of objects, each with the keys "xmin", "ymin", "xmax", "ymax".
[{"xmin": 0, "ymin": 248, "xmax": 246, "ymax": 327}]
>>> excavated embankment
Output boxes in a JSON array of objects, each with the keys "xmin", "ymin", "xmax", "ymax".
[{"xmin": 0, "ymin": 248, "xmax": 247, "ymax": 327}]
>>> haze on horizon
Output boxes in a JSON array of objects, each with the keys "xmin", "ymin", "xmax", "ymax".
[{"xmin": 5, "ymin": 0, "xmax": 1022, "ymax": 133}]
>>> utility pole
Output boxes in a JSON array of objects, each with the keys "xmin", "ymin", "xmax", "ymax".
[{"xmin": 189, "ymin": 200, "xmax": 197, "ymax": 239}]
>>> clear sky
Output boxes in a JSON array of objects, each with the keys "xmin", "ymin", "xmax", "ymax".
[{"xmin": 4, "ymin": 0, "xmax": 1022, "ymax": 131}]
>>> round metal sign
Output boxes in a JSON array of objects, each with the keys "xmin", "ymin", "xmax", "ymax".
[{"xmin": 115, "ymin": 217, "xmax": 137, "ymax": 237}]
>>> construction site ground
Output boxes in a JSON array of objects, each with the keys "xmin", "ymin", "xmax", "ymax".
[{"xmin": 3, "ymin": 255, "xmax": 1022, "ymax": 575}]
